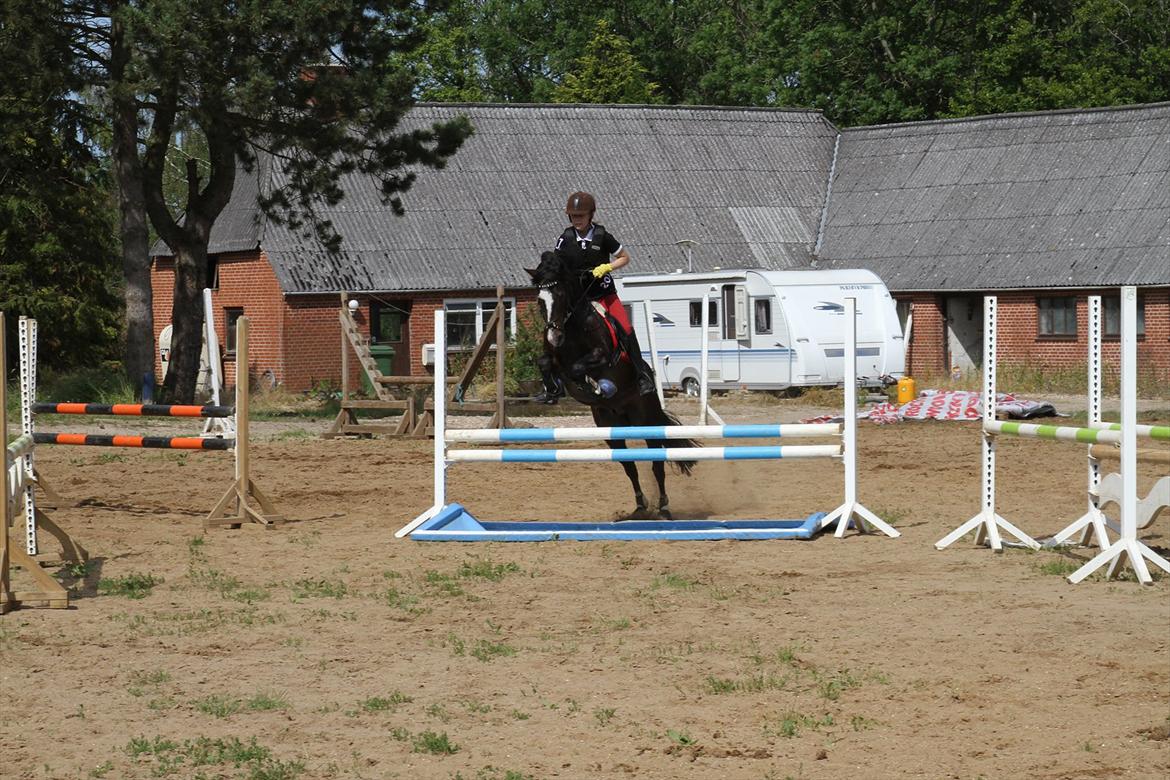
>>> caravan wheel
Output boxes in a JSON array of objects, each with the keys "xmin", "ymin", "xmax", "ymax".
[{"xmin": 681, "ymin": 377, "xmax": 700, "ymax": 397}]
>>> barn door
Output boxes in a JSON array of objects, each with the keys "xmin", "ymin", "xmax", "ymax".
[{"xmin": 945, "ymin": 295, "xmax": 982, "ymax": 376}]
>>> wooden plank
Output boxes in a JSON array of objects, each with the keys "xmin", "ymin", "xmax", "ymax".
[
  {"xmin": 376, "ymin": 376, "xmax": 458, "ymax": 385},
  {"xmin": 341, "ymin": 400, "xmax": 411, "ymax": 410}
]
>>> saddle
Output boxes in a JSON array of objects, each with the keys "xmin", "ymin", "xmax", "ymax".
[{"xmin": 589, "ymin": 301, "xmax": 630, "ymax": 368}]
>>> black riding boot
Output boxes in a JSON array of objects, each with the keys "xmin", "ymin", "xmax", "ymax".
[
  {"xmin": 533, "ymin": 370, "xmax": 565, "ymax": 404},
  {"xmin": 623, "ymin": 331, "xmax": 658, "ymax": 396}
]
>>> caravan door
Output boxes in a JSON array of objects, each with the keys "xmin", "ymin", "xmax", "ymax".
[{"xmin": 717, "ymin": 284, "xmax": 745, "ymax": 383}]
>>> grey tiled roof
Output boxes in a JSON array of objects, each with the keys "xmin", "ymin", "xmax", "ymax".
[
  {"xmin": 817, "ymin": 103, "xmax": 1170, "ymax": 290},
  {"xmin": 196, "ymin": 104, "xmax": 838, "ymax": 293}
]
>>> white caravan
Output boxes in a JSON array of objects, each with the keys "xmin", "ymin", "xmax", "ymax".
[{"xmin": 617, "ymin": 269, "xmax": 905, "ymax": 394}]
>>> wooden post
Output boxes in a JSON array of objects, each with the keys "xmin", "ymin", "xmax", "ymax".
[
  {"xmin": 492, "ymin": 285, "xmax": 509, "ymax": 429},
  {"xmin": 339, "ymin": 292, "xmax": 349, "ymax": 405},
  {"xmin": 1, "ymin": 312, "xmax": 11, "ymax": 612},
  {"xmin": 205, "ymin": 317, "xmax": 283, "ymax": 529}
]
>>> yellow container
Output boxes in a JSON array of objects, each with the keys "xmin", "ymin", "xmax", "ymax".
[{"xmin": 896, "ymin": 376, "xmax": 917, "ymax": 404}]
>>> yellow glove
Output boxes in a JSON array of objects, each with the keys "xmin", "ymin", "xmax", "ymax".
[{"xmin": 592, "ymin": 263, "xmax": 613, "ymax": 279}]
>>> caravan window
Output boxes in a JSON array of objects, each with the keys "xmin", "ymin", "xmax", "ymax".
[
  {"xmin": 754, "ymin": 299, "xmax": 772, "ymax": 335},
  {"xmin": 688, "ymin": 300, "xmax": 718, "ymax": 328}
]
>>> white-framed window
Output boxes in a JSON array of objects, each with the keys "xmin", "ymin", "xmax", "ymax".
[{"xmin": 444, "ymin": 298, "xmax": 516, "ymax": 349}]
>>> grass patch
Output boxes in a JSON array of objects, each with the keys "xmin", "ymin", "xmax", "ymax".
[
  {"xmin": 763, "ymin": 711, "xmax": 834, "ymax": 738},
  {"xmin": 411, "ymin": 730, "xmax": 459, "ymax": 755},
  {"xmin": 471, "ymin": 638, "xmax": 517, "ymax": 662},
  {"xmin": 666, "ymin": 728, "xmax": 696, "ymax": 746},
  {"xmin": 125, "ymin": 735, "xmax": 303, "ymax": 778},
  {"xmin": 290, "ymin": 577, "xmax": 347, "ymax": 599},
  {"xmin": 705, "ymin": 673, "xmax": 790, "ymax": 695},
  {"xmin": 247, "ymin": 691, "xmax": 290, "ymax": 712},
  {"xmin": 272, "ymin": 428, "xmax": 313, "ymax": 441},
  {"xmin": 1034, "ymin": 555, "xmax": 1082, "ymax": 577},
  {"xmin": 98, "ymin": 573, "xmax": 162, "ymax": 599},
  {"xmin": 358, "ymin": 692, "xmax": 412, "ymax": 713},
  {"xmin": 651, "ymin": 572, "xmax": 699, "ymax": 591},
  {"xmin": 193, "ymin": 694, "xmax": 243, "ymax": 718},
  {"xmin": 458, "ymin": 558, "xmax": 521, "ymax": 581}
]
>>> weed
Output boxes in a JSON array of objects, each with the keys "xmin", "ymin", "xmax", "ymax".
[
  {"xmin": 1035, "ymin": 556, "xmax": 1081, "ymax": 577},
  {"xmin": 461, "ymin": 698, "xmax": 491, "ymax": 714},
  {"xmin": 763, "ymin": 712, "xmax": 834, "ymax": 738},
  {"xmin": 605, "ymin": 617, "xmax": 631, "ymax": 630},
  {"xmin": 426, "ymin": 703, "xmax": 451, "ymax": 722},
  {"xmin": 96, "ymin": 452, "xmax": 127, "ymax": 464},
  {"xmin": 652, "ymin": 572, "xmax": 698, "ymax": 591},
  {"xmin": 510, "ymin": 709, "xmax": 530, "ymax": 720},
  {"xmin": 471, "ymin": 639, "xmax": 517, "ymax": 662},
  {"xmin": 247, "ymin": 691, "xmax": 290, "ymax": 712},
  {"xmin": 594, "ymin": 707, "xmax": 616, "ymax": 726},
  {"xmin": 124, "ymin": 735, "xmax": 303, "ymax": 778},
  {"xmin": 424, "ymin": 570, "xmax": 466, "ymax": 597},
  {"xmin": 98, "ymin": 573, "xmax": 161, "ymax": 599},
  {"xmin": 87, "ymin": 760, "xmax": 114, "ymax": 778},
  {"xmin": 291, "ymin": 577, "xmax": 347, "ymax": 599},
  {"xmin": 666, "ymin": 729, "xmax": 696, "ymax": 746},
  {"xmin": 412, "ymin": 730, "xmax": 459, "ymax": 754},
  {"xmin": 851, "ymin": 715, "xmax": 879, "ymax": 731},
  {"xmin": 193, "ymin": 694, "xmax": 243, "ymax": 718},
  {"xmin": 359, "ymin": 692, "xmax": 412, "ymax": 713},
  {"xmin": 459, "ymin": 558, "xmax": 521, "ymax": 581},
  {"xmin": 127, "ymin": 669, "xmax": 172, "ymax": 695},
  {"xmin": 445, "ymin": 633, "xmax": 466, "ymax": 656},
  {"xmin": 705, "ymin": 673, "xmax": 789, "ymax": 694},
  {"xmin": 817, "ymin": 670, "xmax": 861, "ymax": 701}
]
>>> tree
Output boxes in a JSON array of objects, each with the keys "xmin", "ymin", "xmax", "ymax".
[
  {"xmin": 553, "ymin": 19, "xmax": 660, "ymax": 104},
  {"xmin": 1, "ymin": 0, "xmax": 121, "ymax": 370},
  {"xmin": 80, "ymin": 0, "xmax": 473, "ymax": 402}
]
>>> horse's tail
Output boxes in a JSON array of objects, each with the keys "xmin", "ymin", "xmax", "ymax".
[{"xmin": 651, "ymin": 406, "xmax": 698, "ymax": 476}]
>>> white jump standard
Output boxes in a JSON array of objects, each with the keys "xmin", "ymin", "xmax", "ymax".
[
  {"xmin": 937, "ymin": 288, "xmax": 1169, "ymax": 585},
  {"xmin": 398, "ymin": 298, "xmax": 898, "ymax": 542}
]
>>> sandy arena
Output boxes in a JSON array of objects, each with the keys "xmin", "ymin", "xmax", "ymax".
[{"xmin": 3, "ymin": 396, "xmax": 1168, "ymax": 780}]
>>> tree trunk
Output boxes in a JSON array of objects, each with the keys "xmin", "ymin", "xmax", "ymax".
[
  {"xmin": 113, "ymin": 111, "xmax": 154, "ymax": 398},
  {"xmin": 161, "ymin": 240, "xmax": 208, "ymax": 404},
  {"xmin": 110, "ymin": 10, "xmax": 154, "ymax": 398}
]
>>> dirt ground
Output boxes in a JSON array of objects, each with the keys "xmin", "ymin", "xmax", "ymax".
[{"xmin": 3, "ymin": 396, "xmax": 1168, "ymax": 780}]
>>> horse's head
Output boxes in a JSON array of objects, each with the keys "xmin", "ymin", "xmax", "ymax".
[{"xmin": 526, "ymin": 250, "xmax": 581, "ymax": 348}]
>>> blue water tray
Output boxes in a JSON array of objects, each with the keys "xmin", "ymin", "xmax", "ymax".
[{"xmin": 409, "ymin": 503, "xmax": 826, "ymax": 542}]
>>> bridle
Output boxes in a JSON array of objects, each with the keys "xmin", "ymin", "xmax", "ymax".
[{"xmin": 537, "ymin": 272, "xmax": 592, "ymax": 338}]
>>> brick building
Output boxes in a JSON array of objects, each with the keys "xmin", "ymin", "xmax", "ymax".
[{"xmin": 151, "ymin": 102, "xmax": 1169, "ymax": 392}]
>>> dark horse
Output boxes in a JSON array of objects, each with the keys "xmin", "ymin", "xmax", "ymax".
[{"xmin": 527, "ymin": 250, "xmax": 696, "ymax": 519}]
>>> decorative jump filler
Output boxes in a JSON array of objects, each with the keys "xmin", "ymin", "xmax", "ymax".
[{"xmin": 22, "ymin": 316, "xmax": 282, "ymax": 534}]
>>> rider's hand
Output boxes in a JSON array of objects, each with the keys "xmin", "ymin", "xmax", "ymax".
[{"xmin": 591, "ymin": 263, "xmax": 613, "ymax": 279}]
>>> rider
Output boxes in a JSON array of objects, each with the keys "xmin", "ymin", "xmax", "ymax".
[{"xmin": 534, "ymin": 191, "xmax": 658, "ymax": 403}]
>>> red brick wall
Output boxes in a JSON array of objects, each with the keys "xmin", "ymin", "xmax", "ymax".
[
  {"xmin": 899, "ymin": 294, "xmax": 947, "ymax": 378},
  {"xmin": 895, "ymin": 288, "xmax": 1170, "ymax": 382},
  {"xmin": 151, "ymin": 250, "xmax": 284, "ymax": 390},
  {"xmin": 994, "ymin": 288, "xmax": 1169, "ymax": 382}
]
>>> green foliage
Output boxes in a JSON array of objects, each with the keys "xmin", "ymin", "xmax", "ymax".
[
  {"xmin": 124, "ymin": 735, "xmax": 303, "ymax": 778},
  {"xmin": 0, "ymin": 0, "xmax": 121, "ymax": 371},
  {"xmin": 553, "ymin": 20, "xmax": 661, "ymax": 104},
  {"xmin": 504, "ymin": 304, "xmax": 545, "ymax": 391},
  {"xmin": 98, "ymin": 573, "xmax": 162, "ymax": 600}
]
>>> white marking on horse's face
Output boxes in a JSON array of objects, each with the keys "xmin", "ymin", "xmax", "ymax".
[{"xmin": 537, "ymin": 289, "xmax": 553, "ymax": 322}]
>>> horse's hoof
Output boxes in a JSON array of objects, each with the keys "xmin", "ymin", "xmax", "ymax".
[{"xmin": 658, "ymin": 508, "xmax": 673, "ymax": 521}]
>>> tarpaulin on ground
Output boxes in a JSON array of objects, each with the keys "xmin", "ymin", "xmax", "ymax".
[{"xmin": 801, "ymin": 390, "xmax": 1058, "ymax": 425}]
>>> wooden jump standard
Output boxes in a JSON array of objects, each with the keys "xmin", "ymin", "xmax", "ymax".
[
  {"xmin": 24, "ymin": 317, "xmax": 281, "ymax": 534},
  {"xmin": 325, "ymin": 287, "xmax": 520, "ymax": 438},
  {"xmin": 3, "ymin": 313, "xmax": 85, "ymax": 612}
]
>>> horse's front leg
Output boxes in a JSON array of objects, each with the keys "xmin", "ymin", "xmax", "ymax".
[
  {"xmin": 651, "ymin": 459, "xmax": 672, "ymax": 520},
  {"xmin": 569, "ymin": 347, "xmax": 610, "ymax": 382},
  {"xmin": 605, "ymin": 439, "xmax": 648, "ymax": 518}
]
